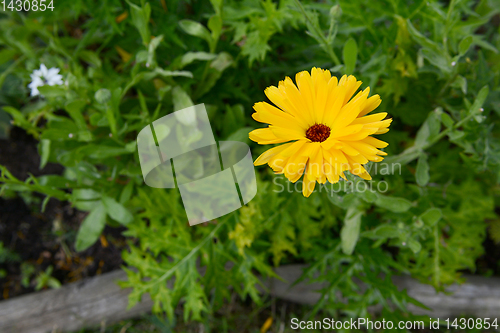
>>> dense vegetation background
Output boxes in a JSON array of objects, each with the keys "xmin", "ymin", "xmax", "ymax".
[{"xmin": 1, "ymin": 0, "xmax": 500, "ymax": 331}]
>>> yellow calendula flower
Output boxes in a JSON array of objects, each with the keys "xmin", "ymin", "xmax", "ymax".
[{"xmin": 249, "ymin": 67, "xmax": 392, "ymax": 197}]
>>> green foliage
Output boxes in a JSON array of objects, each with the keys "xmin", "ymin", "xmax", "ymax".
[{"xmin": 1, "ymin": 0, "xmax": 500, "ymax": 328}]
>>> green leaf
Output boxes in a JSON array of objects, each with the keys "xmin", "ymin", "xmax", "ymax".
[
  {"xmin": 451, "ymin": 75, "xmax": 467, "ymax": 94},
  {"xmin": 65, "ymin": 99, "xmax": 87, "ymax": 129},
  {"xmin": 179, "ymin": 52, "xmax": 217, "ymax": 68},
  {"xmin": 210, "ymin": 0, "xmax": 222, "ymax": 15},
  {"xmin": 120, "ymin": 181, "xmax": 134, "ymax": 205},
  {"xmin": 458, "ymin": 36, "xmax": 473, "ymax": 56},
  {"xmin": 420, "ymin": 208, "xmax": 442, "ymax": 226},
  {"xmin": 37, "ymin": 85, "xmax": 66, "ymax": 98},
  {"xmin": 408, "ymin": 239, "xmax": 422, "ymax": 253},
  {"xmin": 75, "ymin": 202, "xmax": 107, "ymax": 252},
  {"xmin": 172, "ymin": 86, "xmax": 194, "ymax": 112},
  {"xmin": 179, "ymin": 20, "xmax": 212, "ymax": 45},
  {"xmin": 340, "ymin": 207, "xmax": 363, "ymax": 255},
  {"xmin": 374, "ymin": 194, "xmax": 412, "ymax": 213},
  {"xmin": 195, "ymin": 52, "xmax": 233, "ymax": 98},
  {"xmin": 440, "ymin": 113, "xmax": 454, "ymax": 128},
  {"xmin": 406, "ymin": 19, "xmax": 441, "ymax": 54},
  {"xmin": 0, "ymin": 48, "xmax": 18, "ymax": 66},
  {"xmin": 208, "ymin": 15, "xmax": 223, "ymax": 43},
  {"xmin": 147, "ymin": 35, "xmax": 164, "ymax": 67},
  {"xmin": 102, "ymin": 195, "xmax": 134, "ymax": 225},
  {"xmin": 127, "ymin": 1, "xmax": 151, "ymax": 45},
  {"xmin": 342, "ymin": 38, "xmax": 357, "ymax": 75},
  {"xmin": 416, "ymin": 153, "xmax": 430, "ymax": 186},
  {"xmin": 469, "ymin": 85, "xmax": 489, "ymax": 114},
  {"xmin": 3, "ymin": 106, "xmax": 31, "ymax": 130},
  {"xmin": 359, "ymin": 189, "xmax": 378, "ymax": 203},
  {"xmin": 78, "ymin": 50, "xmax": 102, "ymax": 67},
  {"xmin": 39, "ymin": 139, "xmax": 51, "ymax": 169},
  {"xmin": 415, "ymin": 111, "xmax": 441, "ymax": 148},
  {"xmin": 95, "ymin": 88, "xmax": 112, "ymax": 104},
  {"xmin": 226, "ymin": 127, "xmax": 252, "ymax": 143}
]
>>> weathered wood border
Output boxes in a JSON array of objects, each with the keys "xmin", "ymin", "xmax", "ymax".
[{"xmin": 1, "ymin": 266, "xmax": 499, "ymax": 333}]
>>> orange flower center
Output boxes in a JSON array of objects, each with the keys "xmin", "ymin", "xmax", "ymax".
[{"xmin": 306, "ymin": 124, "xmax": 331, "ymax": 143}]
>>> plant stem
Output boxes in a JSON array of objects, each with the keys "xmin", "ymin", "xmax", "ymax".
[
  {"xmin": 149, "ymin": 218, "xmax": 228, "ymax": 286},
  {"xmin": 294, "ymin": 0, "xmax": 341, "ymax": 66}
]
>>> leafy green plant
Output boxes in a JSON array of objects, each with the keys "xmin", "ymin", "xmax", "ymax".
[{"xmin": 34, "ymin": 265, "xmax": 62, "ymax": 290}]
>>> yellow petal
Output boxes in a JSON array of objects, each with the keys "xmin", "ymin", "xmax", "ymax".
[
  {"xmin": 295, "ymin": 71, "xmax": 316, "ymax": 121},
  {"xmin": 269, "ymin": 126, "xmax": 305, "ymax": 141},
  {"xmin": 358, "ymin": 94, "xmax": 381, "ymax": 117},
  {"xmin": 323, "ymin": 85, "xmax": 347, "ymax": 126},
  {"xmin": 312, "ymin": 68, "xmax": 329, "ymax": 123},
  {"xmin": 346, "ymin": 141, "xmax": 380, "ymax": 156},
  {"xmin": 352, "ymin": 112, "xmax": 388, "ymax": 124},
  {"xmin": 342, "ymin": 75, "xmax": 363, "ymax": 105},
  {"xmin": 282, "ymin": 77, "xmax": 315, "ymax": 126},
  {"xmin": 284, "ymin": 154, "xmax": 308, "ymax": 183},
  {"xmin": 375, "ymin": 128, "xmax": 390, "ymax": 134},
  {"xmin": 340, "ymin": 142, "xmax": 361, "ymax": 156},
  {"xmin": 281, "ymin": 139, "xmax": 307, "ymax": 157},
  {"xmin": 348, "ymin": 152, "xmax": 369, "ymax": 164},
  {"xmin": 254, "ymin": 143, "xmax": 294, "ymax": 166},
  {"xmin": 337, "ymin": 128, "xmax": 376, "ymax": 141},
  {"xmin": 252, "ymin": 102, "xmax": 306, "ymax": 132},
  {"xmin": 307, "ymin": 145, "xmax": 323, "ymax": 181},
  {"xmin": 269, "ymin": 154, "xmax": 289, "ymax": 173},
  {"xmin": 362, "ymin": 136, "xmax": 389, "ymax": 148},
  {"xmin": 249, "ymin": 128, "xmax": 289, "ymax": 144},
  {"xmin": 302, "ymin": 171, "xmax": 316, "ymax": 197},
  {"xmin": 330, "ymin": 124, "xmax": 364, "ymax": 139}
]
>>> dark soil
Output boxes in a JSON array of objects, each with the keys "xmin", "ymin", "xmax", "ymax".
[
  {"xmin": 0, "ymin": 127, "xmax": 126, "ymax": 300},
  {"xmin": 476, "ymin": 230, "xmax": 500, "ymax": 276}
]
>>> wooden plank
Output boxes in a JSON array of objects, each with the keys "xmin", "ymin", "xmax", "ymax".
[
  {"xmin": 1, "ymin": 265, "xmax": 500, "ymax": 333},
  {"xmin": 0, "ymin": 270, "xmax": 152, "ymax": 333}
]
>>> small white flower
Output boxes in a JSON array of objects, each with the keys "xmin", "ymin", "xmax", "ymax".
[{"xmin": 28, "ymin": 64, "xmax": 64, "ymax": 97}]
